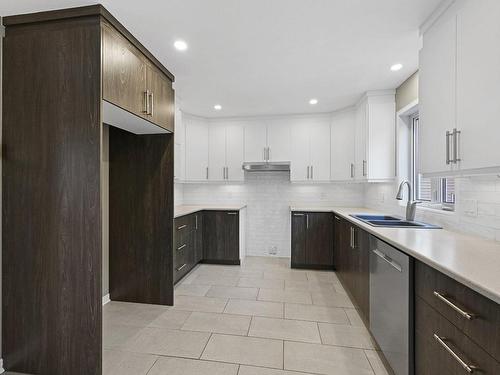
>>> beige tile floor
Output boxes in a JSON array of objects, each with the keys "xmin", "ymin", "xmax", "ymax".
[{"xmin": 102, "ymin": 256, "xmax": 389, "ymax": 375}]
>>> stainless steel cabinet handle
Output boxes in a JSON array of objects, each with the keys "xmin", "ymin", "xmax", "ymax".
[
  {"xmin": 143, "ymin": 90, "xmax": 149, "ymax": 113},
  {"xmin": 293, "ymin": 213, "xmax": 305, "ymax": 216},
  {"xmin": 177, "ymin": 224, "xmax": 187, "ymax": 230},
  {"xmin": 307, "ymin": 166, "xmax": 310, "ymax": 179},
  {"xmin": 453, "ymin": 128, "xmax": 461, "ymax": 163},
  {"xmin": 195, "ymin": 215, "xmax": 198, "ymax": 230},
  {"xmin": 149, "ymin": 91, "xmax": 154, "ymax": 116},
  {"xmin": 362, "ymin": 160, "xmax": 367, "ymax": 177},
  {"xmin": 446, "ymin": 130, "xmax": 452, "ymax": 165},
  {"xmin": 227, "ymin": 212, "xmax": 238, "ymax": 215},
  {"xmin": 310, "ymin": 165, "xmax": 314, "ymax": 180},
  {"xmin": 433, "ymin": 334, "xmax": 478, "ymax": 373},
  {"xmin": 263, "ymin": 147, "xmax": 266, "ymax": 161},
  {"xmin": 349, "ymin": 227, "xmax": 354, "ymax": 248},
  {"xmin": 334, "ymin": 216, "xmax": 340, "ymax": 221},
  {"xmin": 306, "ymin": 214, "xmax": 309, "ymax": 229},
  {"xmin": 373, "ymin": 249, "xmax": 402, "ymax": 272},
  {"xmin": 267, "ymin": 147, "xmax": 271, "ymax": 161},
  {"xmin": 176, "ymin": 264, "xmax": 187, "ymax": 271},
  {"xmin": 350, "ymin": 163, "xmax": 354, "ymax": 178},
  {"xmin": 177, "ymin": 244, "xmax": 187, "ymax": 251},
  {"xmin": 433, "ymin": 291, "xmax": 475, "ymax": 320},
  {"xmin": 206, "ymin": 167, "xmax": 209, "ymax": 179}
]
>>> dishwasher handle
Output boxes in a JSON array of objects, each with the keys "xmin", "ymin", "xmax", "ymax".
[{"xmin": 373, "ymin": 249, "xmax": 402, "ymax": 272}]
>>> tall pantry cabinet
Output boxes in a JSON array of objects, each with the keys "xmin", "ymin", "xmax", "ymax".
[{"xmin": 2, "ymin": 5, "xmax": 175, "ymax": 375}]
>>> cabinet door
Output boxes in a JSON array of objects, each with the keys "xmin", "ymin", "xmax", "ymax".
[
  {"xmin": 356, "ymin": 229, "xmax": 370, "ymax": 321},
  {"xmin": 223, "ymin": 212, "xmax": 240, "ymax": 263},
  {"xmin": 290, "ymin": 120, "xmax": 310, "ymax": 181},
  {"xmin": 146, "ymin": 65, "xmax": 174, "ymax": 132},
  {"xmin": 102, "ymin": 23, "xmax": 147, "ymax": 117},
  {"xmin": 456, "ymin": 0, "xmax": 500, "ymax": 171},
  {"xmin": 306, "ymin": 213, "xmax": 333, "ymax": 267},
  {"xmin": 354, "ymin": 101, "xmax": 367, "ymax": 180},
  {"xmin": 267, "ymin": 120, "xmax": 291, "ymax": 162},
  {"xmin": 291, "ymin": 213, "xmax": 307, "ymax": 266},
  {"xmin": 194, "ymin": 213, "xmax": 203, "ymax": 263},
  {"xmin": 208, "ymin": 124, "xmax": 226, "ymax": 181},
  {"xmin": 226, "ymin": 124, "xmax": 245, "ymax": 181},
  {"xmin": 331, "ymin": 111, "xmax": 355, "ymax": 181},
  {"xmin": 333, "ymin": 216, "xmax": 344, "ymax": 276},
  {"xmin": 185, "ymin": 117, "xmax": 209, "ymax": 181},
  {"xmin": 309, "ymin": 120, "xmax": 331, "ymax": 181},
  {"xmin": 419, "ymin": 13, "xmax": 456, "ymax": 175},
  {"xmin": 244, "ymin": 121, "xmax": 267, "ymax": 162}
]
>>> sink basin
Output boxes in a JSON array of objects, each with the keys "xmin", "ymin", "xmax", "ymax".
[
  {"xmin": 351, "ymin": 214, "xmax": 401, "ymax": 221},
  {"xmin": 350, "ymin": 214, "xmax": 441, "ymax": 229}
]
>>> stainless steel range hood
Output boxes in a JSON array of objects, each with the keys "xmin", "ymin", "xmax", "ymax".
[{"xmin": 242, "ymin": 161, "xmax": 290, "ymax": 172}]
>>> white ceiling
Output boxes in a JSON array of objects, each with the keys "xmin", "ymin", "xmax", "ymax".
[{"xmin": 1, "ymin": 0, "xmax": 442, "ymax": 118}]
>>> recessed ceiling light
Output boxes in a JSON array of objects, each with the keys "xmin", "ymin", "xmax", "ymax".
[
  {"xmin": 174, "ymin": 40, "xmax": 188, "ymax": 51},
  {"xmin": 390, "ymin": 63, "xmax": 403, "ymax": 71},
  {"xmin": 309, "ymin": 98, "xmax": 318, "ymax": 105},
  {"xmin": 214, "ymin": 104, "xmax": 222, "ymax": 110}
]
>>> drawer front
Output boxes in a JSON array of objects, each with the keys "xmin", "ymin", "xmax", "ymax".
[
  {"xmin": 415, "ymin": 296, "xmax": 500, "ymax": 375},
  {"xmin": 174, "ymin": 214, "xmax": 197, "ymax": 246},
  {"xmin": 415, "ymin": 261, "xmax": 500, "ymax": 360}
]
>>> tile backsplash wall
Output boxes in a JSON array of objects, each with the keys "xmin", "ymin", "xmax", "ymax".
[
  {"xmin": 364, "ymin": 175, "xmax": 500, "ymax": 242},
  {"xmin": 181, "ymin": 172, "xmax": 364, "ymax": 257},
  {"xmin": 174, "ymin": 182, "xmax": 184, "ymax": 206}
]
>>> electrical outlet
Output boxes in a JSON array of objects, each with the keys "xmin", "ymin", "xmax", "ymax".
[
  {"xmin": 463, "ymin": 199, "xmax": 478, "ymax": 217},
  {"xmin": 269, "ymin": 246, "xmax": 278, "ymax": 255}
]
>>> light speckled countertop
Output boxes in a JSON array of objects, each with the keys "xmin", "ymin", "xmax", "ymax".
[
  {"xmin": 291, "ymin": 206, "xmax": 500, "ymax": 304},
  {"xmin": 174, "ymin": 204, "xmax": 246, "ymax": 218}
]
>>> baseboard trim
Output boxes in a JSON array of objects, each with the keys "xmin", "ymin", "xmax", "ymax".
[{"xmin": 102, "ymin": 294, "xmax": 111, "ymax": 306}]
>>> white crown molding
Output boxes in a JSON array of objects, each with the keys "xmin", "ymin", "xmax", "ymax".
[{"xmin": 420, "ymin": 0, "xmax": 456, "ymax": 35}]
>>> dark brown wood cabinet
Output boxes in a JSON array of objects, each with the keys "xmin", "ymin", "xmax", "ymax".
[
  {"xmin": 194, "ymin": 212, "xmax": 204, "ymax": 264},
  {"xmin": 415, "ymin": 261, "xmax": 500, "ymax": 372},
  {"xmin": 147, "ymin": 64, "xmax": 175, "ymax": 131},
  {"xmin": 2, "ymin": 5, "xmax": 175, "ymax": 375},
  {"xmin": 291, "ymin": 212, "xmax": 334, "ymax": 269},
  {"xmin": 203, "ymin": 211, "xmax": 240, "ymax": 265},
  {"xmin": 333, "ymin": 216, "xmax": 370, "ymax": 322}
]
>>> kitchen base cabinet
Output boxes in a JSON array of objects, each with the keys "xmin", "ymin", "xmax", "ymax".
[
  {"xmin": 291, "ymin": 212, "xmax": 334, "ymax": 270},
  {"xmin": 203, "ymin": 211, "xmax": 240, "ymax": 265}
]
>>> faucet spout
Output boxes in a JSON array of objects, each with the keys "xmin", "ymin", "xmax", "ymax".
[{"xmin": 396, "ymin": 180, "xmax": 420, "ymax": 221}]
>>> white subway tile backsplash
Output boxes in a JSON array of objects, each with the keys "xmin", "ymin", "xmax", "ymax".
[{"xmin": 180, "ymin": 172, "xmax": 364, "ymax": 257}]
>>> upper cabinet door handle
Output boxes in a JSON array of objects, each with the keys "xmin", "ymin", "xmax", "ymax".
[
  {"xmin": 143, "ymin": 90, "xmax": 150, "ymax": 113},
  {"xmin": 446, "ymin": 130, "xmax": 452, "ymax": 165},
  {"xmin": 453, "ymin": 128, "xmax": 461, "ymax": 163},
  {"xmin": 149, "ymin": 91, "xmax": 154, "ymax": 116}
]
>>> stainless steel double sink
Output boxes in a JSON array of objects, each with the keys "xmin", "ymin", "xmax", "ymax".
[{"xmin": 350, "ymin": 214, "xmax": 441, "ymax": 229}]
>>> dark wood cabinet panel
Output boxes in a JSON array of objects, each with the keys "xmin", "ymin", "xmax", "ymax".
[
  {"xmin": 415, "ymin": 261, "xmax": 500, "ymax": 361},
  {"xmin": 102, "ymin": 22, "xmax": 147, "ymax": 117},
  {"xmin": 306, "ymin": 213, "xmax": 334, "ymax": 267},
  {"xmin": 415, "ymin": 296, "xmax": 500, "ymax": 375},
  {"xmin": 147, "ymin": 64, "xmax": 175, "ymax": 132},
  {"xmin": 291, "ymin": 213, "xmax": 307, "ymax": 266},
  {"xmin": 291, "ymin": 212, "xmax": 334, "ymax": 269},
  {"xmin": 109, "ymin": 127, "xmax": 174, "ymax": 306},
  {"xmin": 2, "ymin": 16, "xmax": 102, "ymax": 375},
  {"xmin": 194, "ymin": 213, "xmax": 203, "ymax": 264},
  {"xmin": 203, "ymin": 211, "xmax": 240, "ymax": 264}
]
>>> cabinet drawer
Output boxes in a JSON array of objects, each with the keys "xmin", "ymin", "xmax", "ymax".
[
  {"xmin": 415, "ymin": 296, "xmax": 500, "ymax": 375},
  {"xmin": 415, "ymin": 261, "xmax": 500, "ymax": 360}
]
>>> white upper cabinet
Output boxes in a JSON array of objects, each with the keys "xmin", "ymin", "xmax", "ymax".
[
  {"xmin": 290, "ymin": 116, "xmax": 331, "ymax": 182},
  {"xmin": 354, "ymin": 92, "xmax": 396, "ymax": 181},
  {"xmin": 419, "ymin": 10, "xmax": 457, "ymax": 175},
  {"xmin": 244, "ymin": 121, "xmax": 267, "ymax": 162},
  {"xmin": 208, "ymin": 123, "xmax": 227, "ymax": 181},
  {"xmin": 243, "ymin": 119, "xmax": 291, "ymax": 162},
  {"xmin": 185, "ymin": 115, "xmax": 209, "ymax": 181},
  {"xmin": 331, "ymin": 109, "xmax": 355, "ymax": 181},
  {"xmin": 266, "ymin": 119, "xmax": 291, "ymax": 162},
  {"xmin": 419, "ymin": 0, "xmax": 500, "ymax": 175},
  {"xmin": 208, "ymin": 121, "xmax": 245, "ymax": 182},
  {"xmin": 225, "ymin": 123, "xmax": 245, "ymax": 181},
  {"xmin": 456, "ymin": 0, "xmax": 500, "ymax": 171}
]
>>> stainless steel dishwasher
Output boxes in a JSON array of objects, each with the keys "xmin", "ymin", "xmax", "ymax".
[{"xmin": 370, "ymin": 237, "xmax": 413, "ymax": 375}]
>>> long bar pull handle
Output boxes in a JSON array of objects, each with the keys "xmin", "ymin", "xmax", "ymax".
[
  {"xmin": 306, "ymin": 214, "xmax": 309, "ymax": 229},
  {"xmin": 263, "ymin": 147, "xmax": 266, "ymax": 161},
  {"xmin": 310, "ymin": 166, "xmax": 313, "ymax": 180},
  {"xmin": 149, "ymin": 91, "xmax": 154, "ymax": 116},
  {"xmin": 227, "ymin": 212, "xmax": 238, "ymax": 215},
  {"xmin": 293, "ymin": 213, "xmax": 305, "ymax": 216},
  {"xmin": 177, "ymin": 225, "xmax": 187, "ymax": 230},
  {"xmin": 267, "ymin": 147, "xmax": 271, "ymax": 161},
  {"xmin": 446, "ymin": 130, "xmax": 452, "ymax": 165},
  {"xmin": 307, "ymin": 166, "xmax": 310, "ymax": 179},
  {"xmin": 350, "ymin": 163, "xmax": 354, "ymax": 178},
  {"xmin": 177, "ymin": 244, "xmax": 187, "ymax": 251},
  {"xmin": 206, "ymin": 167, "xmax": 209, "ymax": 180},
  {"xmin": 349, "ymin": 227, "xmax": 353, "ymax": 248},
  {"xmin": 195, "ymin": 215, "xmax": 198, "ymax": 230},
  {"xmin": 373, "ymin": 249, "xmax": 402, "ymax": 272},
  {"xmin": 433, "ymin": 334, "xmax": 478, "ymax": 373},
  {"xmin": 143, "ymin": 91, "xmax": 150, "ymax": 113},
  {"xmin": 433, "ymin": 291, "xmax": 475, "ymax": 320},
  {"xmin": 362, "ymin": 160, "xmax": 367, "ymax": 177},
  {"xmin": 453, "ymin": 128, "xmax": 461, "ymax": 163},
  {"xmin": 176, "ymin": 264, "xmax": 187, "ymax": 271}
]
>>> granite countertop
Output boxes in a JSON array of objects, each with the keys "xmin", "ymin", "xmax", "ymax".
[
  {"xmin": 290, "ymin": 206, "xmax": 500, "ymax": 304},
  {"xmin": 174, "ymin": 204, "xmax": 246, "ymax": 218}
]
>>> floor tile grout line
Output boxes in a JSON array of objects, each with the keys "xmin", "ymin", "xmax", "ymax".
[
  {"xmin": 144, "ymin": 356, "xmax": 159, "ymax": 375},
  {"xmin": 198, "ymin": 332, "xmax": 213, "ymax": 360},
  {"xmin": 363, "ymin": 349, "xmax": 378, "ymax": 375}
]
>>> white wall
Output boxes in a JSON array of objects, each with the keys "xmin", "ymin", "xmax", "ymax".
[
  {"xmin": 365, "ymin": 176, "xmax": 500, "ymax": 241},
  {"xmin": 182, "ymin": 172, "xmax": 364, "ymax": 257},
  {"xmin": 174, "ymin": 182, "xmax": 184, "ymax": 206}
]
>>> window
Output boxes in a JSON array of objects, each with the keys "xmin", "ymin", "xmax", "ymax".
[{"xmin": 411, "ymin": 114, "xmax": 455, "ymax": 211}]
